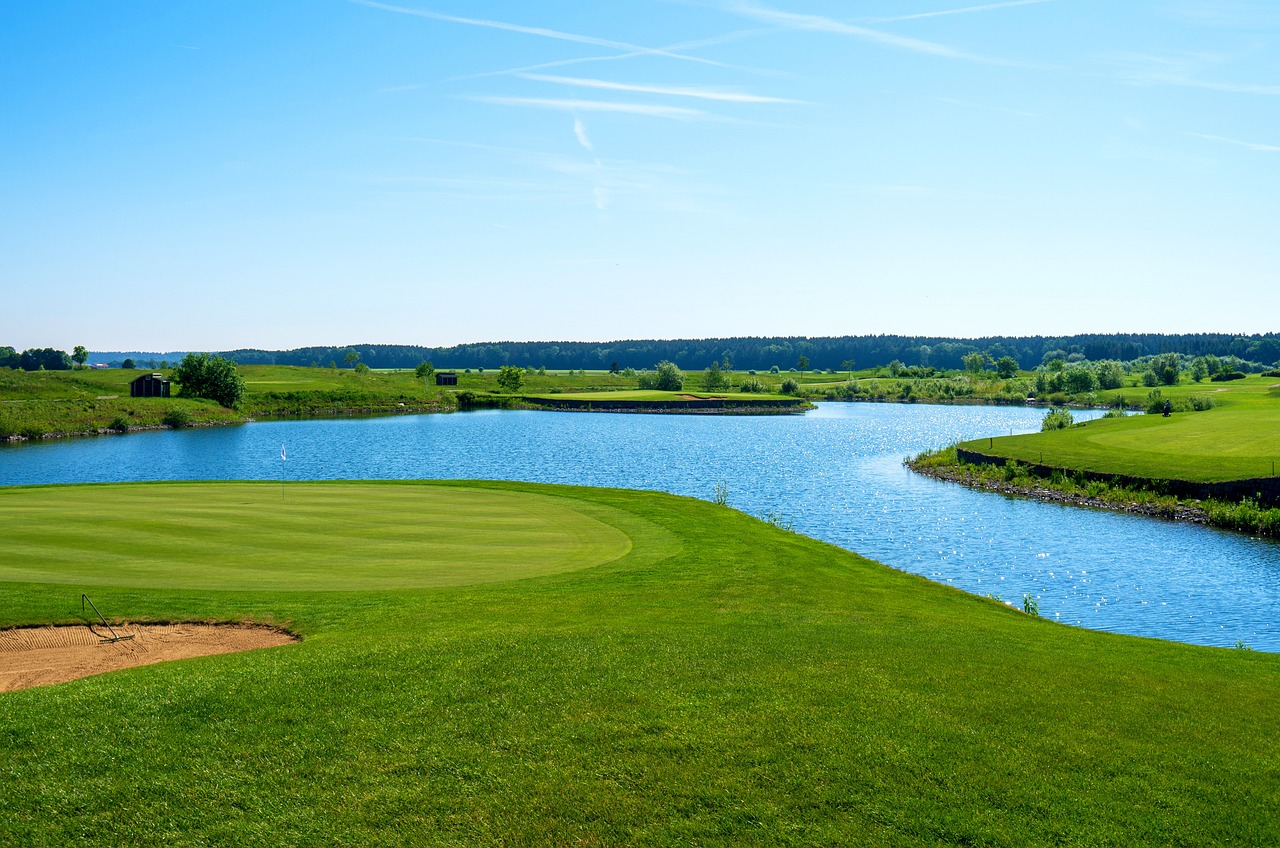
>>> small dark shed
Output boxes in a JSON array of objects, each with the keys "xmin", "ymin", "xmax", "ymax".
[
  {"xmin": 130, "ymin": 373, "xmax": 171, "ymax": 398},
  {"xmin": 435, "ymin": 372, "xmax": 458, "ymax": 386}
]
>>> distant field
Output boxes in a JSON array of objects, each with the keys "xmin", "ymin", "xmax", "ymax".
[
  {"xmin": 1, "ymin": 480, "xmax": 1277, "ymax": 844},
  {"xmin": 963, "ymin": 376, "xmax": 1280, "ymax": 482}
]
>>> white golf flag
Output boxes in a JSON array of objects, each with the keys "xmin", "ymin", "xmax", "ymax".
[{"xmin": 281, "ymin": 443, "xmax": 287, "ymax": 462}]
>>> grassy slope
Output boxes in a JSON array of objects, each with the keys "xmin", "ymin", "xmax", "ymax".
[
  {"xmin": 2, "ymin": 481, "xmax": 1278, "ymax": 846},
  {"xmin": 963, "ymin": 376, "xmax": 1280, "ymax": 482}
]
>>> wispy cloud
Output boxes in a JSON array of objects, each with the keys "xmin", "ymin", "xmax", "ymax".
[
  {"xmin": 1186, "ymin": 132, "xmax": 1280, "ymax": 152},
  {"xmin": 464, "ymin": 96, "xmax": 713, "ymax": 120},
  {"xmin": 862, "ymin": 0, "xmax": 1053, "ymax": 24},
  {"xmin": 722, "ymin": 1, "xmax": 1017, "ymax": 65},
  {"xmin": 351, "ymin": 0, "xmax": 732, "ymax": 70},
  {"xmin": 518, "ymin": 73, "xmax": 803, "ymax": 104},
  {"xmin": 453, "ymin": 28, "xmax": 790, "ymax": 82},
  {"xmin": 1108, "ymin": 52, "xmax": 1280, "ymax": 95},
  {"xmin": 573, "ymin": 119, "xmax": 594, "ymax": 153}
]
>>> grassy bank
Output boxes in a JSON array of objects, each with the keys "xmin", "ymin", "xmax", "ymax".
[
  {"xmin": 957, "ymin": 376, "xmax": 1280, "ymax": 483},
  {"xmin": 2, "ymin": 480, "xmax": 1278, "ymax": 844},
  {"xmin": 909, "ymin": 445, "xmax": 1280, "ymax": 537}
]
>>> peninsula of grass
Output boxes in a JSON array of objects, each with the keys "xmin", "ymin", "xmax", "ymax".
[
  {"xmin": 959, "ymin": 376, "xmax": 1280, "ymax": 484},
  {"xmin": 518, "ymin": 388, "xmax": 811, "ymax": 413},
  {"xmin": 2, "ymin": 480, "xmax": 1277, "ymax": 845}
]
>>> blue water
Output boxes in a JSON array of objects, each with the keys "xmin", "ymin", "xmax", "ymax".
[{"xmin": 3, "ymin": 403, "xmax": 1278, "ymax": 651}]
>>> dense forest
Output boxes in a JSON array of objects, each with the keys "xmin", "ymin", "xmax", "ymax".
[{"xmin": 72, "ymin": 333, "xmax": 1280, "ymax": 373}]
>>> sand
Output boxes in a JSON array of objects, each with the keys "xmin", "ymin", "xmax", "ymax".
[{"xmin": 0, "ymin": 623, "xmax": 298, "ymax": 693}]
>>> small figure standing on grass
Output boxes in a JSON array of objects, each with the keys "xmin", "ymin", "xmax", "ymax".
[{"xmin": 1163, "ymin": 400, "xmax": 1172, "ymax": 417}]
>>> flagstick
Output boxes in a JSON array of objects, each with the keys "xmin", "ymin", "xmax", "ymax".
[{"xmin": 281, "ymin": 442, "xmax": 287, "ymax": 499}]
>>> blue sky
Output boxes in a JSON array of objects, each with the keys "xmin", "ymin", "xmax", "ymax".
[{"xmin": 2, "ymin": 1, "xmax": 1277, "ymax": 351}]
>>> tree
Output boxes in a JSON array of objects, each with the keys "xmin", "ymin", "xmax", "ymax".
[
  {"xmin": 496, "ymin": 364, "xmax": 524, "ymax": 393},
  {"xmin": 121, "ymin": 358, "xmax": 136, "ymax": 370},
  {"xmin": 1189, "ymin": 358, "xmax": 1209, "ymax": 383},
  {"xmin": 1149, "ymin": 353, "xmax": 1181, "ymax": 386},
  {"xmin": 841, "ymin": 359, "xmax": 856, "ymax": 378},
  {"xmin": 172, "ymin": 353, "xmax": 245, "ymax": 408},
  {"xmin": 995, "ymin": 356, "xmax": 1019, "ymax": 379},
  {"xmin": 796, "ymin": 355, "xmax": 810, "ymax": 372},
  {"xmin": 19, "ymin": 348, "xmax": 71, "ymax": 371},
  {"xmin": 1095, "ymin": 360, "xmax": 1125, "ymax": 390},
  {"xmin": 1062, "ymin": 365, "xmax": 1098, "ymax": 394},
  {"xmin": 0, "ymin": 346, "xmax": 17, "ymax": 369},
  {"xmin": 609, "ymin": 361, "xmax": 620, "ymax": 374},
  {"xmin": 638, "ymin": 360, "xmax": 684, "ymax": 391},
  {"xmin": 343, "ymin": 350, "xmax": 360, "ymax": 369},
  {"xmin": 415, "ymin": 361, "xmax": 436, "ymax": 382},
  {"xmin": 72, "ymin": 346, "xmax": 89, "ymax": 368},
  {"xmin": 962, "ymin": 352, "xmax": 990, "ymax": 374},
  {"xmin": 702, "ymin": 361, "xmax": 729, "ymax": 392},
  {"xmin": 888, "ymin": 359, "xmax": 904, "ymax": 377}
]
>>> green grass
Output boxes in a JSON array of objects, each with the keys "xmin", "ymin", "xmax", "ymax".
[
  {"xmin": 0, "ymin": 483, "xmax": 631, "ymax": 590},
  {"xmin": 523, "ymin": 389, "xmax": 794, "ymax": 402},
  {"xmin": 963, "ymin": 376, "xmax": 1280, "ymax": 482},
  {"xmin": 2, "ymin": 480, "xmax": 1278, "ymax": 845}
]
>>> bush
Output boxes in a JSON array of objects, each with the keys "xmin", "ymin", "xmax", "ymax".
[
  {"xmin": 738, "ymin": 377, "xmax": 767, "ymax": 393},
  {"xmin": 162, "ymin": 407, "xmax": 191, "ymax": 429},
  {"xmin": 780, "ymin": 378, "xmax": 800, "ymax": 395},
  {"xmin": 495, "ymin": 364, "xmax": 524, "ymax": 393},
  {"xmin": 1041, "ymin": 407, "xmax": 1075, "ymax": 431},
  {"xmin": 1211, "ymin": 371, "xmax": 1246, "ymax": 382},
  {"xmin": 109, "ymin": 416, "xmax": 130, "ymax": 433},
  {"xmin": 172, "ymin": 353, "xmax": 246, "ymax": 408},
  {"xmin": 1262, "ymin": 370, "xmax": 1280, "ymax": 378},
  {"xmin": 636, "ymin": 361, "xmax": 684, "ymax": 391}
]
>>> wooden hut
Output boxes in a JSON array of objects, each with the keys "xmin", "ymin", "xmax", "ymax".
[
  {"xmin": 435, "ymin": 372, "xmax": 458, "ymax": 386},
  {"xmin": 130, "ymin": 373, "xmax": 171, "ymax": 398}
]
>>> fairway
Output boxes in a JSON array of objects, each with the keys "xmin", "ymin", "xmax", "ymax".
[
  {"xmin": 0, "ymin": 482, "xmax": 632, "ymax": 591},
  {"xmin": 2, "ymin": 480, "xmax": 1277, "ymax": 845}
]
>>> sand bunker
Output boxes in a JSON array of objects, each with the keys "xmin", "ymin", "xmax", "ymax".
[{"xmin": 0, "ymin": 623, "xmax": 298, "ymax": 693}]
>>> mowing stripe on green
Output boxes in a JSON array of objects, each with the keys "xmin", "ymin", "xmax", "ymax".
[{"xmin": 0, "ymin": 481, "xmax": 633, "ymax": 591}]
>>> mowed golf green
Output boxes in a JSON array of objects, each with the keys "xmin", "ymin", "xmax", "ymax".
[
  {"xmin": 0, "ymin": 482, "xmax": 631, "ymax": 590},
  {"xmin": 2, "ymin": 480, "xmax": 1278, "ymax": 845}
]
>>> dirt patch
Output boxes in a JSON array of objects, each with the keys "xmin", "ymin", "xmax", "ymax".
[
  {"xmin": 675, "ymin": 394, "xmax": 728, "ymax": 400},
  {"xmin": 0, "ymin": 623, "xmax": 298, "ymax": 693}
]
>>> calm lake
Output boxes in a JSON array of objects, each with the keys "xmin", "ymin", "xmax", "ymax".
[{"xmin": 3, "ymin": 403, "xmax": 1277, "ymax": 651}]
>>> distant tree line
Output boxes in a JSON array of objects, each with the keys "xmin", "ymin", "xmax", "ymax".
[
  {"xmin": 0, "ymin": 347, "xmax": 73, "ymax": 371},
  {"xmin": 214, "ymin": 333, "xmax": 1280, "ymax": 373}
]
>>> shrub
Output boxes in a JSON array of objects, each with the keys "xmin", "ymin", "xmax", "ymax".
[
  {"xmin": 637, "ymin": 361, "xmax": 684, "ymax": 391},
  {"xmin": 172, "ymin": 353, "xmax": 245, "ymax": 408},
  {"xmin": 1262, "ymin": 369, "xmax": 1280, "ymax": 378},
  {"xmin": 738, "ymin": 377, "xmax": 767, "ymax": 393},
  {"xmin": 1211, "ymin": 371, "xmax": 1246, "ymax": 382},
  {"xmin": 780, "ymin": 378, "xmax": 800, "ymax": 395},
  {"xmin": 1041, "ymin": 407, "xmax": 1075, "ymax": 431},
  {"xmin": 162, "ymin": 407, "xmax": 191, "ymax": 429},
  {"xmin": 109, "ymin": 416, "xmax": 130, "ymax": 433}
]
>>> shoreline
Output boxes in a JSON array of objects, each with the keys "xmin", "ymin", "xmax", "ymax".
[{"xmin": 905, "ymin": 456, "xmax": 1212, "ymax": 525}]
